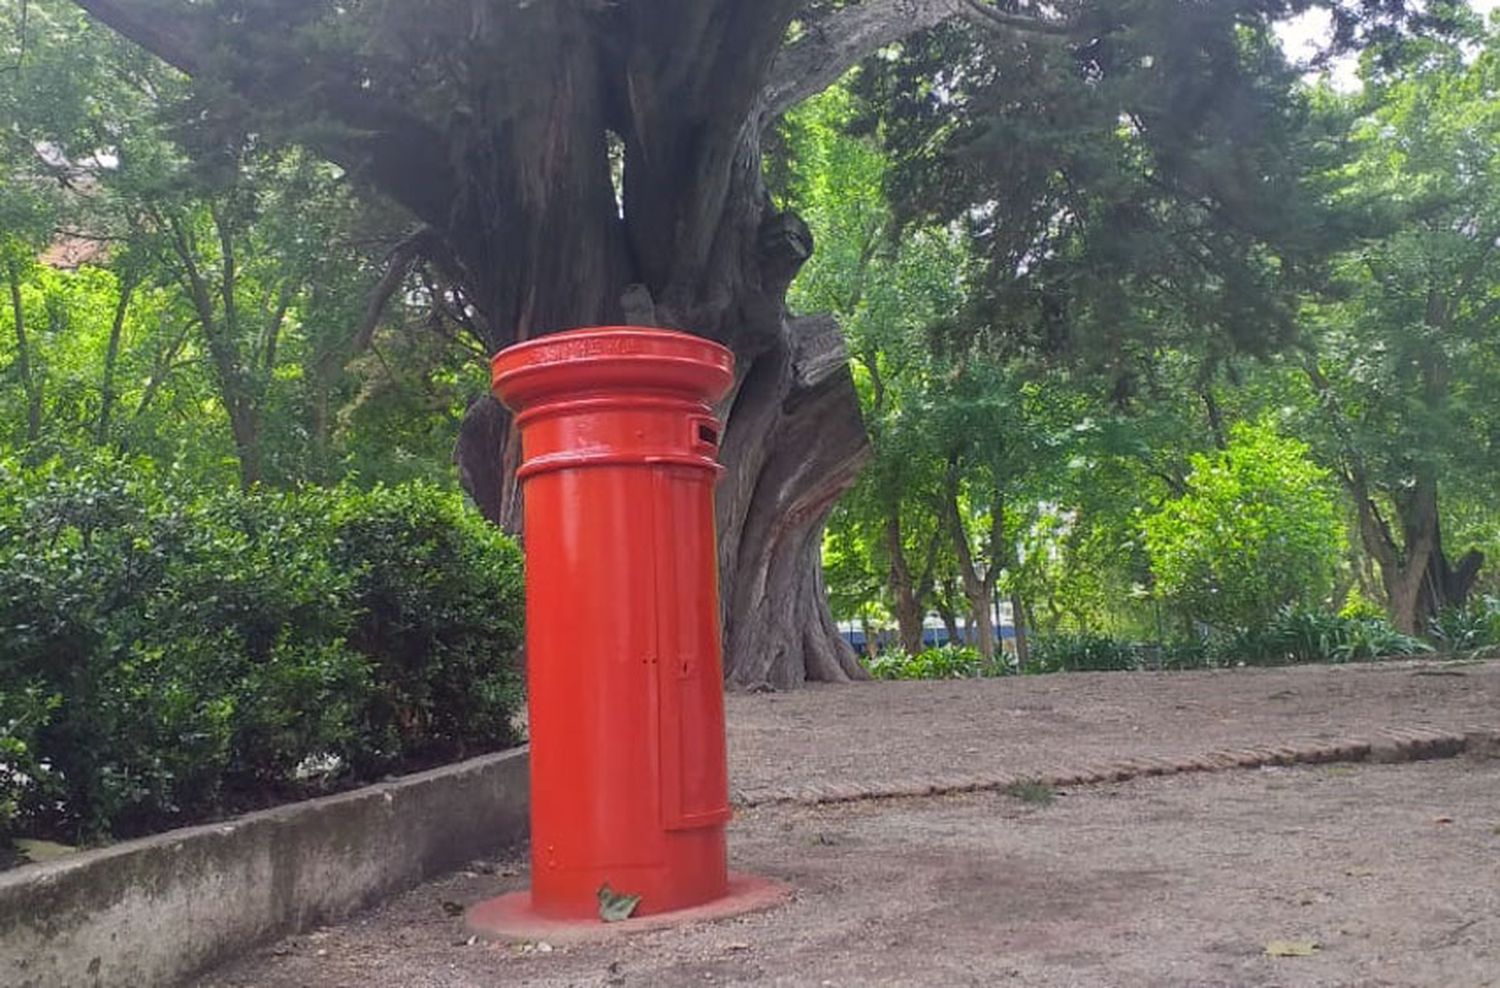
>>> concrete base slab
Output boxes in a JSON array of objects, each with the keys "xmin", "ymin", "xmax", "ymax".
[{"xmin": 465, "ymin": 872, "xmax": 791, "ymax": 943}]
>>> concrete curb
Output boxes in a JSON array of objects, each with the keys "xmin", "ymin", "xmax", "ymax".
[
  {"xmin": 731, "ymin": 725, "xmax": 1500, "ymax": 808},
  {"xmin": 0, "ymin": 747, "xmax": 529, "ymax": 988}
]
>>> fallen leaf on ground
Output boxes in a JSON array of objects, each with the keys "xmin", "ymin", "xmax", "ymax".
[
  {"xmin": 1434, "ymin": 815, "xmax": 1453, "ymax": 824},
  {"xmin": 597, "ymin": 883, "xmax": 642, "ymax": 922},
  {"xmin": 1265, "ymin": 940, "xmax": 1321, "ymax": 957}
]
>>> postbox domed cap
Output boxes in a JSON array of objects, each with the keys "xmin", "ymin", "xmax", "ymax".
[{"xmin": 491, "ymin": 326, "xmax": 734, "ymax": 413}]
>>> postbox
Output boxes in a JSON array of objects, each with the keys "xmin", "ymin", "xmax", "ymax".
[{"xmin": 488, "ymin": 326, "xmax": 735, "ymax": 920}]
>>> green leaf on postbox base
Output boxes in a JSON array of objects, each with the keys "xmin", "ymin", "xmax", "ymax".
[{"xmin": 597, "ymin": 883, "xmax": 642, "ymax": 922}]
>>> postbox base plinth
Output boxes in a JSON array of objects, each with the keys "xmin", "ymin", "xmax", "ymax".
[{"xmin": 465, "ymin": 872, "xmax": 791, "ymax": 944}]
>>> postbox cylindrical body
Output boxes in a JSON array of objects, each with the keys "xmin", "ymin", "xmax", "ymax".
[{"xmin": 490, "ymin": 326, "xmax": 735, "ymax": 920}]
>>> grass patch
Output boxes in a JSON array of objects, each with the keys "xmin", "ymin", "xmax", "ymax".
[{"xmin": 1003, "ymin": 779, "xmax": 1056, "ymax": 806}]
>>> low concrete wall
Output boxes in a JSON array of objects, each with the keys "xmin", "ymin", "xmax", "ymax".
[{"xmin": 0, "ymin": 747, "xmax": 529, "ymax": 988}]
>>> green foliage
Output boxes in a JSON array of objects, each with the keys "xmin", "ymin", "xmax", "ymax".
[
  {"xmin": 0, "ymin": 685, "xmax": 59, "ymax": 846},
  {"xmin": 332, "ymin": 484, "xmax": 525, "ymax": 771},
  {"xmin": 1024, "ymin": 633, "xmax": 1142, "ymax": 674},
  {"xmin": 1142, "ymin": 421, "xmax": 1343, "ymax": 629},
  {"xmin": 1021, "ymin": 606, "xmax": 1430, "ymax": 674},
  {"xmin": 0, "ymin": 456, "xmax": 522, "ymax": 842},
  {"xmin": 863, "ymin": 645, "xmax": 990, "ymax": 680},
  {"xmin": 1210, "ymin": 606, "xmax": 1431, "ymax": 665},
  {"xmin": 1428, "ymin": 596, "xmax": 1500, "ymax": 654}
]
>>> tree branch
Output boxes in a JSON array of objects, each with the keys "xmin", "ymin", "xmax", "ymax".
[
  {"xmin": 762, "ymin": 0, "xmax": 1070, "ymax": 122},
  {"xmin": 73, "ymin": 0, "xmax": 206, "ymax": 75},
  {"xmin": 351, "ymin": 228, "xmax": 439, "ymax": 354},
  {"xmin": 75, "ymin": 1, "xmax": 461, "ymax": 233}
]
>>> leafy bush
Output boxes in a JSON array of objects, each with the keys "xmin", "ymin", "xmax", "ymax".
[
  {"xmin": 1428, "ymin": 596, "xmax": 1500, "ymax": 654},
  {"xmin": 332, "ymin": 484, "xmax": 525, "ymax": 771},
  {"xmin": 1209, "ymin": 607, "xmax": 1431, "ymax": 666},
  {"xmin": 1337, "ymin": 588, "xmax": 1387, "ymax": 622},
  {"xmin": 0, "ymin": 456, "xmax": 523, "ymax": 842},
  {"xmin": 864, "ymin": 645, "xmax": 988, "ymax": 680},
  {"xmin": 1153, "ymin": 639, "xmax": 1212, "ymax": 671},
  {"xmin": 1025, "ymin": 632, "xmax": 1142, "ymax": 674},
  {"xmin": 0, "ymin": 686, "xmax": 57, "ymax": 847},
  {"xmin": 1142, "ymin": 421, "xmax": 1342, "ymax": 629}
]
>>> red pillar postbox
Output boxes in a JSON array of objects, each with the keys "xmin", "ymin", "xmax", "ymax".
[{"xmin": 481, "ymin": 326, "xmax": 744, "ymax": 924}]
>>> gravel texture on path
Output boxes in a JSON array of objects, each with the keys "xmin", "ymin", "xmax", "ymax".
[
  {"xmin": 202, "ymin": 756, "xmax": 1500, "ymax": 987},
  {"xmin": 724, "ymin": 659, "xmax": 1500, "ymax": 802}
]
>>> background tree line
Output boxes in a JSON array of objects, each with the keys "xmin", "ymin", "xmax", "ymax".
[
  {"xmin": 3, "ymin": 0, "xmax": 1497, "ymax": 683},
  {"xmin": 792, "ymin": 2, "xmax": 1500, "ymax": 661}
]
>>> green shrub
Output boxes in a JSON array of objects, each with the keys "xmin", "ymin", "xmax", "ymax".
[
  {"xmin": 332, "ymin": 484, "xmax": 524, "ymax": 771},
  {"xmin": 1024, "ymin": 632, "xmax": 1142, "ymax": 674},
  {"xmin": 0, "ymin": 686, "xmax": 58, "ymax": 846},
  {"xmin": 1209, "ymin": 606, "xmax": 1431, "ymax": 666},
  {"xmin": 1142, "ymin": 421, "xmax": 1342, "ymax": 629},
  {"xmin": 1154, "ymin": 639, "xmax": 1212, "ymax": 671},
  {"xmin": 864, "ymin": 645, "xmax": 988, "ymax": 680},
  {"xmin": 0, "ymin": 457, "xmax": 523, "ymax": 842},
  {"xmin": 1428, "ymin": 597, "xmax": 1500, "ymax": 654}
]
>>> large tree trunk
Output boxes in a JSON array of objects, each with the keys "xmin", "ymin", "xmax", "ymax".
[
  {"xmin": 424, "ymin": 4, "xmax": 876, "ymax": 689},
  {"xmin": 716, "ymin": 317, "xmax": 870, "ymax": 686}
]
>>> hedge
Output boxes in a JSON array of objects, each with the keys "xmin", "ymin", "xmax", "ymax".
[{"xmin": 0, "ymin": 457, "xmax": 523, "ymax": 844}]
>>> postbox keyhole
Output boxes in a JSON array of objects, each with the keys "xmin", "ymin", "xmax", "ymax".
[{"xmin": 696, "ymin": 423, "xmax": 719, "ymax": 448}]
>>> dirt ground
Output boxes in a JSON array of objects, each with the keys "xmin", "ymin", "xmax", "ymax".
[
  {"xmin": 199, "ymin": 661, "xmax": 1500, "ymax": 988},
  {"xmin": 724, "ymin": 659, "xmax": 1500, "ymax": 801},
  {"xmin": 203, "ymin": 755, "xmax": 1500, "ymax": 988}
]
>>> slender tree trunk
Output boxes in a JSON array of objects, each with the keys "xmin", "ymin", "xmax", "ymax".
[
  {"xmin": 97, "ymin": 271, "xmax": 138, "ymax": 445},
  {"xmin": 1010, "ymin": 588, "xmax": 1030, "ymax": 668},
  {"xmin": 939, "ymin": 470, "xmax": 1002, "ymax": 664},
  {"xmin": 886, "ymin": 513, "xmax": 928, "ymax": 655},
  {"xmin": 7, "ymin": 262, "xmax": 42, "ymax": 445},
  {"xmin": 1201, "ymin": 386, "xmax": 1227, "ymax": 450},
  {"xmin": 966, "ymin": 585, "xmax": 998, "ymax": 664},
  {"xmin": 935, "ymin": 586, "xmax": 961, "ymax": 646}
]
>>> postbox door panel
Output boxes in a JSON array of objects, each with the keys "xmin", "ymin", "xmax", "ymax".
[
  {"xmin": 652, "ymin": 467, "xmax": 731, "ymax": 831},
  {"xmin": 525, "ymin": 467, "xmax": 663, "ymax": 869}
]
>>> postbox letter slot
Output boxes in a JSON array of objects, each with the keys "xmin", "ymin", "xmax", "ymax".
[{"xmin": 695, "ymin": 422, "xmax": 719, "ymax": 448}]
